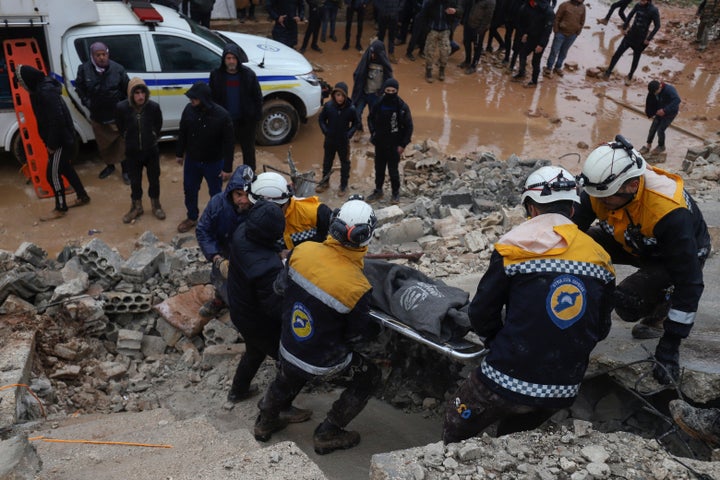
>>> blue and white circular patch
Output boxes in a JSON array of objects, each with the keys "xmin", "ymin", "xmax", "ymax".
[
  {"xmin": 546, "ymin": 274, "xmax": 586, "ymax": 330},
  {"xmin": 257, "ymin": 44, "xmax": 280, "ymax": 52},
  {"xmin": 291, "ymin": 302, "xmax": 314, "ymax": 341}
]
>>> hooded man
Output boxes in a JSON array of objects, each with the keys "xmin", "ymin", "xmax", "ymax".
[
  {"xmin": 175, "ymin": 81, "xmax": 235, "ymax": 233},
  {"xmin": 316, "ymin": 82, "xmax": 360, "ymax": 196},
  {"xmin": 16, "ymin": 65, "xmax": 91, "ymax": 221},
  {"xmin": 351, "ymin": 39, "xmax": 394, "ymax": 133},
  {"xmin": 209, "ymin": 44, "xmax": 262, "ymax": 171},
  {"xmin": 366, "ymin": 78, "xmax": 413, "ymax": 205},
  {"xmin": 75, "ymin": 42, "xmax": 130, "ymax": 181},
  {"xmin": 115, "ymin": 77, "xmax": 164, "ymax": 224},
  {"xmin": 511, "ymin": 0, "xmax": 555, "ymax": 88},
  {"xmin": 640, "ymin": 80, "xmax": 681, "ymax": 155},
  {"xmin": 196, "ymin": 165, "xmax": 255, "ymax": 319}
]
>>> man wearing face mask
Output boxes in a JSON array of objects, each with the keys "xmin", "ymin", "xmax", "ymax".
[
  {"xmin": 196, "ymin": 165, "xmax": 255, "ymax": 320},
  {"xmin": 75, "ymin": 42, "xmax": 130, "ymax": 182},
  {"xmin": 366, "ymin": 79, "xmax": 413, "ymax": 205}
]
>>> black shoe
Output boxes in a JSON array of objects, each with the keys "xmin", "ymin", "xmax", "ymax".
[
  {"xmin": 313, "ymin": 421, "xmax": 361, "ymax": 455},
  {"xmin": 299, "ymin": 47, "xmax": 306, "ymax": 53},
  {"xmin": 330, "ymin": 34, "xmax": 337, "ymax": 42},
  {"xmin": 311, "ymin": 45, "xmax": 323, "ymax": 52},
  {"xmin": 226, "ymin": 384, "xmax": 260, "ymax": 403},
  {"xmin": 254, "ymin": 413, "xmax": 289, "ymax": 442},
  {"xmin": 342, "ymin": 42, "xmax": 350, "ymax": 50},
  {"xmin": 356, "ymin": 43, "xmax": 363, "ymax": 51},
  {"xmin": 366, "ymin": 190, "xmax": 384, "ymax": 202},
  {"xmin": 99, "ymin": 164, "xmax": 116, "ymax": 179},
  {"xmin": 406, "ymin": 52, "xmax": 416, "ymax": 61},
  {"xmin": 122, "ymin": 172, "xmax": 131, "ymax": 185}
]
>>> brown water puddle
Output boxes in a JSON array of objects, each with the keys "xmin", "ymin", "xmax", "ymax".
[{"xmin": 1, "ymin": 3, "xmax": 718, "ymax": 257}]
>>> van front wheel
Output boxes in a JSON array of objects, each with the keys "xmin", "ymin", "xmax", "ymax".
[{"xmin": 256, "ymin": 99, "xmax": 299, "ymax": 146}]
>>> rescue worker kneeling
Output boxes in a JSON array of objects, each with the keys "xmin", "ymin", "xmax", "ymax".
[
  {"xmin": 443, "ymin": 166, "xmax": 616, "ymax": 444},
  {"xmin": 254, "ymin": 197, "xmax": 382, "ymax": 455}
]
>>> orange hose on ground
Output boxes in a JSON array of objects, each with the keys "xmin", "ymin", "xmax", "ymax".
[
  {"xmin": 0, "ymin": 383, "xmax": 46, "ymax": 418},
  {"xmin": 28, "ymin": 437, "xmax": 173, "ymax": 448}
]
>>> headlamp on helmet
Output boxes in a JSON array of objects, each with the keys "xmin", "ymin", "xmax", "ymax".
[{"xmin": 521, "ymin": 166, "xmax": 580, "ymax": 205}]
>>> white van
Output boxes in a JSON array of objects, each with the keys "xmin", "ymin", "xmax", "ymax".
[{"xmin": 0, "ymin": 0, "xmax": 322, "ymax": 161}]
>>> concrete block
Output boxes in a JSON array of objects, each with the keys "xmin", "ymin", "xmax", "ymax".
[
  {"xmin": 120, "ymin": 246, "xmax": 164, "ymax": 283},
  {"xmin": 141, "ymin": 335, "xmax": 168, "ymax": 358},
  {"xmin": 0, "ymin": 295, "xmax": 37, "ymax": 316},
  {"xmin": 374, "ymin": 205, "xmax": 405, "ymax": 226},
  {"xmin": 463, "ymin": 230, "xmax": 488, "ymax": 253},
  {"xmin": 94, "ymin": 361, "xmax": 128, "ymax": 382},
  {"xmin": 49, "ymin": 365, "xmax": 81, "ymax": 380},
  {"xmin": 203, "ymin": 318, "xmax": 239, "ymax": 345},
  {"xmin": 153, "ymin": 285, "xmax": 214, "ymax": 337},
  {"xmin": 473, "ymin": 198, "xmax": 499, "ymax": 213},
  {"xmin": 440, "ymin": 188, "xmax": 473, "ymax": 207},
  {"xmin": 102, "ymin": 292, "xmax": 153, "ymax": 314},
  {"xmin": 433, "ymin": 217, "xmax": 466, "ymax": 238},
  {"xmin": 13, "ymin": 242, "xmax": 47, "ymax": 268},
  {"xmin": 0, "ymin": 331, "xmax": 35, "ymax": 429},
  {"xmin": 202, "ymin": 343, "xmax": 246, "ymax": 368},
  {"xmin": 78, "ymin": 238, "xmax": 125, "ymax": 284},
  {"xmin": 156, "ymin": 317, "xmax": 183, "ymax": 347},
  {"xmin": 117, "ymin": 329, "xmax": 143, "ymax": 350},
  {"xmin": 375, "ymin": 218, "xmax": 425, "ymax": 245}
]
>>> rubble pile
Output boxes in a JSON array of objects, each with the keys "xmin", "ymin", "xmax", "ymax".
[{"xmin": 370, "ymin": 420, "xmax": 720, "ymax": 480}]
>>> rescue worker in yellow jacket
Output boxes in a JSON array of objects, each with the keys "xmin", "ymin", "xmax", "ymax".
[
  {"xmin": 253, "ymin": 197, "xmax": 382, "ymax": 455},
  {"xmin": 248, "ymin": 172, "xmax": 333, "ymax": 257},
  {"xmin": 443, "ymin": 166, "xmax": 615, "ymax": 444},
  {"xmin": 574, "ymin": 135, "xmax": 711, "ymax": 385}
]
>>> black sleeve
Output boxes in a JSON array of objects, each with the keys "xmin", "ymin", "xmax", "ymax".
[
  {"xmin": 598, "ymin": 278, "xmax": 615, "ymax": 339},
  {"xmin": 315, "ymin": 203, "xmax": 333, "ymax": 241},
  {"xmin": 654, "ymin": 208, "xmax": 704, "ymax": 320},
  {"xmin": 153, "ymin": 102, "xmax": 163, "ymax": 137},
  {"xmin": 221, "ymin": 111, "xmax": 235, "ymax": 172},
  {"xmin": 572, "ymin": 192, "xmax": 597, "ymax": 232},
  {"xmin": 400, "ymin": 101, "xmax": 414, "ymax": 148},
  {"xmin": 115, "ymin": 101, "xmax": 126, "ymax": 137},
  {"xmin": 468, "ymin": 250, "xmax": 509, "ymax": 341}
]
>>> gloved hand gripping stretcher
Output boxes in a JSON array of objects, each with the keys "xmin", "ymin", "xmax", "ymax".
[{"xmin": 363, "ymin": 259, "xmax": 488, "ymax": 362}]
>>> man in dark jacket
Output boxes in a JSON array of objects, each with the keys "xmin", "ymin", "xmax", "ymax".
[
  {"xmin": 511, "ymin": 0, "xmax": 554, "ymax": 87},
  {"xmin": 254, "ymin": 198, "xmax": 382, "ymax": 455},
  {"xmin": 75, "ymin": 42, "xmax": 130, "ymax": 181},
  {"xmin": 175, "ymin": 81, "xmax": 235, "ymax": 233},
  {"xmin": 640, "ymin": 80, "xmax": 681, "ymax": 155},
  {"xmin": 181, "ymin": 0, "xmax": 216, "ymax": 27},
  {"xmin": 16, "ymin": 65, "xmax": 91, "ymax": 222},
  {"xmin": 603, "ymin": 0, "xmax": 661, "ymax": 85},
  {"xmin": 266, "ymin": 0, "xmax": 304, "ymax": 47},
  {"xmin": 443, "ymin": 166, "xmax": 615, "ymax": 443},
  {"xmin": 366, "ymin": 78, "xmax": 413, "ymax": 204},
  {"xmin": 351, "ymin": 40, "xmax": 394, "ymax": 134},
  {"xmin": 225, "ymin": 200, "xmax": 314, "ymax": 428},
  {"xmin": 116, "ymin": 77, "xmax": 164, "ymax": 224},
  {"xmin": 300, "ymin": 0, "xmax": 325, "ymax": 53},
  {"xmin": 196, "ymin": 165, "xmax": 254, "ymax": 319},
  {"xmin": 575, "ymin": 136, "xmax": 710, "ymax": 385},
  {"xmin": 461, "ymin": 0, "xmax": 495, "ymax": 74},
  {"xmin": 209, "ymin": 44, "xmax": 262, "ymax": 171},
  {"xmin": 316, "ymin": 82, "xmax": 360, "ymax": 195}
]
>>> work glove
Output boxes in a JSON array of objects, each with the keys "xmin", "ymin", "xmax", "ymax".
[
  {"xmin": 214, "ymin": 256, "xmax": 230, "ymax": 279},
  {"xmin": 653, "ymin": 333, "xmax": 681, "ymax": 385}
]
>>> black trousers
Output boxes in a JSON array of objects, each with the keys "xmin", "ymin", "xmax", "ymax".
[
  {"xmin": 373, "ymin": 142, "xmax": 401, "ymax": 195},
  {"xmin": 234, "ymin": 119, "xmax": 258, "ymax": 171},
  {"xmin": 259, "ymin": 352, "xmax": 380, "ymax": 427},
  {"xmin": 345, "ymin": 6, "xmax": 366, "ymax": 46},
  {"xmin": 607, "ymin": 37, "xmax": 647, "ymax": 80},
  {"xmin": 443, "ymin": 369, "xmax": 557, "ymax": 444},
  {"xmin": 322, "ymin": 139, "xmax": 350, "ymax": 188},
  {"xmin": 301, "ymin": 5, "xmax": 323, "ymax": 49},
  {"xmin": 126, "ymin": 147, "xmax": 160, "ymax": 201},
  {"xmin": 47, "ymin": 145, "xmax": 88, "ymax": 211},
  {"xmin": 377, "ymin": 14, "xmax": 399, "ymax": 54},
  {"xmin": 646, "ymin": 115, "xmax": 676, "ymax": 148}
]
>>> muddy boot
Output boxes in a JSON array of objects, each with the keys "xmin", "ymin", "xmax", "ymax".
[
  {"xmin": 425, "ymin": 67, "xmax": 433, "ymax": 83},
  {"xmin": 313, "ymin": 419, "xmax": 361, "ymax": 455},
  {"xmin": 652, "ymin": 334, "xmax": 681, "ymax": 385},
  {"xmin": 631, "ymin": 315, "xmax": 664, "ymax": 339},
  {"xmin": 122, "ymin": 200, "xmax": 144, "ymax": 224},
  {"xmin": 254, "ymin": 412, "xmax": 289, "ymax": 442},
  {"xmin": 669, "ymin": 400, "xmax": 720, "ymax": 447},
  {"xmin": 438, "ymin": 66, "xmax": 445, "ymax": 81},
  {"xmin": 150, "ymin": 198, "xmax": 166, "ymax": 220},
  {"xmin": 279, "ymin": 405, "xmax": 313, "ymax": 423}
]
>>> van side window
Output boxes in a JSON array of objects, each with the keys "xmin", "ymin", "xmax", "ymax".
[
  {"xmin": 74, "ymin": 35, "xmax": 146, "ymax": 72},
  {"xmin": 153, "ymin": 35, "xmax": 219, "ymax": 72}
]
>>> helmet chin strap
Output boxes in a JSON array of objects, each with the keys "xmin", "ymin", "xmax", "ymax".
[{"xmin": 611, "ymin": 191, "xmax": 636, "ymax": 208}]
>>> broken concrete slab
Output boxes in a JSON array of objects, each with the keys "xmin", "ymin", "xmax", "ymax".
[
  {"xmin": 0, "ymin": 330, "xmax": 35, "ymax": 429},
  {"xmin": 0, "ymin": 434, "xmax": 42, "ymax": 480},
  {"xmin": 152, "ymin": 284, "xmax": 214, "ymax": 337}
]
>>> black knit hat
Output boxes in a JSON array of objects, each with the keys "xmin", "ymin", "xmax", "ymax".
[
  {"xmin": 382, "ymin": 78, "xmax": 399, "ymax": 91},
  {"xmin": 16, "ymin": 65, "xmax": 45, "ymax": 93},
  {"xmin": 648, "ymin": 80, "xmax": 661, "ymax": 93}
]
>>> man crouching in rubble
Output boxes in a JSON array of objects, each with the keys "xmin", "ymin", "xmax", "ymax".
[
  {"xmin": 443, "ymin": 166, "xmax": 616, "ymax": 444},
  {"xmin": 254, "ymin": 197, "xmax": 382, "ymax": 455},
  {"xmin": 574, "ymin": 136, "xmax": 710, "ymax": 385}
]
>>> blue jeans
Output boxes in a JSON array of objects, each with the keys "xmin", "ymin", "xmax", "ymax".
[
  {"xmin": 183, "ymin": 158, "xmax": 223, "ymax": 221},
  {"xmin": 354, "ymin": 92, "xmax": 380, "ymax": 130},
  {"xmin": 545, "ymin": 32, "xmax": 578, "ymax": 70}
]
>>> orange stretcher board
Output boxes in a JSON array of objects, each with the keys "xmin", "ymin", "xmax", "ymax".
[{"xmin": 4, "ymin": 37, "xmax": 71, "ymax": 199}]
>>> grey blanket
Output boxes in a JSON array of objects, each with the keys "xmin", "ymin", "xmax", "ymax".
[{"xmin": 363, "ymin": 259, "xmax": 471, "ymax": 342}]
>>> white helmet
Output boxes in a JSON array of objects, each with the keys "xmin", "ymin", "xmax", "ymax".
[
  {"xmin": 329, "ymin": 199, "xmax": 377, "ymax": 248},
  {"xmin": 249, "ymin": 172, "xmax": 291, "ymax": 205},
  {"xmin": 579, "ymin": 138, "xmax": 646, "ymax": 198},
  {"xmin": 521, "ymin": 166, "xmax": 580, "ymax": 205}
]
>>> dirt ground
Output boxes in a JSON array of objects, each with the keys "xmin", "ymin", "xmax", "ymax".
[{"xmin": 0, "ymin": 1, "xmax": 718, "ymax": 257}]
